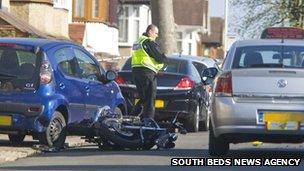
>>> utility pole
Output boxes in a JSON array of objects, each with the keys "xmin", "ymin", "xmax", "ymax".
[{"xmin": 150, "ymin": 0, "xmax": 176, "ymax": 54}]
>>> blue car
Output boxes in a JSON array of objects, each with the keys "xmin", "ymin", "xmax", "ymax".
[{"xmin": 0, "ymin": 38, "xmax": 126, "ymax": 148}]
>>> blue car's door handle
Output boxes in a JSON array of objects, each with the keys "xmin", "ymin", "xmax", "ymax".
[
  {"xmin": 84, "ymin": 86, "xmax": 90, "ymax": 92},
  {"xmin": 59, "ymin": 83, "xmax": 65, "ymax": 89}
]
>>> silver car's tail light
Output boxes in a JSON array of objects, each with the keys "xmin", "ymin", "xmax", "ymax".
[
  {"xmin": 39, "ymin": 52, "xmax": 53, "ymax": 84},
  {"xmin": 214, "ymin": 72, "xmax": 232, "ymax": 97}
]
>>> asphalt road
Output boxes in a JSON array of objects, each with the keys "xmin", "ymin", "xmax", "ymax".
[{"xmin": 0, "ymin": 132, "xmax": 304, "ymax": 171}]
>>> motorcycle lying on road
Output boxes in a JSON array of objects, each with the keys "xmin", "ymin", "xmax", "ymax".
[
  {"xmin": 34, "ymin": 107, "xmax": 186, "ymax": 152},
  {"xmin": 88, "ymin": 107, "xmax": 187, "ymax": 150}
]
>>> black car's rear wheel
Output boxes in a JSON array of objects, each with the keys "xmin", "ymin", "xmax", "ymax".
[
  {"xmin": 185, "ymin": 104, "xmax": 200, "ymax": 132},
  {"xmin": 38, "ymin": 111, "xmax": 66, "ymax": 148},
  {"xmin": 208, "ymin": 123, "xmax": 229, "ymax": 156},
  {"xmin": 199, "ymin": 106, "xmax": 210, "ymax": 131},
  {"xmin": 8, "ymin": 133, "xmax": 25, "ymax": 144}
]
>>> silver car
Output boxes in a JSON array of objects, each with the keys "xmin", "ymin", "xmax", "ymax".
[{"xmin": 203, "ymin": 39, "xmax": 304, "ymax": 156}]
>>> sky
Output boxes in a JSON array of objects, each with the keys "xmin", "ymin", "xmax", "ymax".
[{"xmin": 210, "ymin": 0, "xmax": 225, "ymax": 17}]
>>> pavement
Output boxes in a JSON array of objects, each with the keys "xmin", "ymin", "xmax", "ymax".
[{"xmin": 0, "ymin": 134, "xmax": 88, "ymax": 164}]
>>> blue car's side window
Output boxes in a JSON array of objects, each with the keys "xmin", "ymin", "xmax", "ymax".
[
  {"xmin": 55, "ymin": 48, "xmax": 78, "ymax": 77},
  {"xmin": 73, "ymin": 48, "xmax": 101, "ymax": 82}
]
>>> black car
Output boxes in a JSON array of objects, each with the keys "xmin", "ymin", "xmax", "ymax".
[{"xmin": 115, "ymin": 55, "xmax": 218, "ymax": 132}]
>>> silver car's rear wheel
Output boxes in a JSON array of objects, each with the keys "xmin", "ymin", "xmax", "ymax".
[{"xmin": 208, "ymin": 123, "xmax": 229, "ymax": 156}]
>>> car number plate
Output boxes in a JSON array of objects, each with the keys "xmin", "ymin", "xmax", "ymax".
[
  {"xmin": 267, "ymin": 121, "xmax": 298, "ymax": 130},
  {"xmin": 134, "ymin": 99, "xmax": 164, "ymax": 108},
  {"xmin": 0, "ymin": 116, "xmax": 12, "ymax": 126},
  {"xmin": 258, "ymin": 111, "xmax": 304, "ymax": 131},
  {"xmin": 155, "ymin": 100, "xmax": 164, "ymax": 108}
]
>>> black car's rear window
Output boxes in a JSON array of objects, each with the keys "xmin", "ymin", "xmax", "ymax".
[
  {"xmin": 233, "ymin": 45, "xmax": 304, "ymax": 69},
  {"xmin": 0, "ymin": 44, "xmax": 40, "ymax": 92},
  {"xmin": 121, "ymin": 58, "xmax": 187, "ymax": 74}
]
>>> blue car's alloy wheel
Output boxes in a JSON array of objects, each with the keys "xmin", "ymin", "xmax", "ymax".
[{"xmin": 39, "ymin": 111, "xmax": 66, "ymax": 148}]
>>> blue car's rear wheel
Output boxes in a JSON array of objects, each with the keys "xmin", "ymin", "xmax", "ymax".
[{"xmin": 38, "ymin": 111, "xmax": 66, "ymax": 148}]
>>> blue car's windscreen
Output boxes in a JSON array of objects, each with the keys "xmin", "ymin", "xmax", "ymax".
[
  {"xmin": 232, "ymin": 46, "xmax": 304, "ymax": 69},
  {"xmin": 0, "ymin": 43, "xmax": 40, "ymax": 92}
]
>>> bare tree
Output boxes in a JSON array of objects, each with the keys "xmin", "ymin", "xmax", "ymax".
[
  {"xmin": 230, "ymin": 0, "xmax": 304, "ymax": 39},
  {"xmin": 150, "ymin": 0, "xmax": 176, "ymax": 54}
]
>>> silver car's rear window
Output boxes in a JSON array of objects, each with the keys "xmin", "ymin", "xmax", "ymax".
[{"xmin": 232, "ymin": 46, "xmax": 304, "ymax": 69}]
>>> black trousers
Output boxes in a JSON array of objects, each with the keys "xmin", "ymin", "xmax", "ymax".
[{"xmin": 132, "ymin": 67, "xmax": 156, "ymax": 119}]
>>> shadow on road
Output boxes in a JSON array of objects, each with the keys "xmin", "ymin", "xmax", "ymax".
[
  {"xmin": 0, "ymin": 139, "xmax": 38, "ymax": 148},
  {"xmin": 0, "ymin": 165, "xmax": 203, "ymax": 171},
  {"xmin": 31, "ymin": 144, "xmax": 304, "ymax": 159},
  {"xmin": 1, "ymin": 146, "xmax": 304, "ymax": 171}
]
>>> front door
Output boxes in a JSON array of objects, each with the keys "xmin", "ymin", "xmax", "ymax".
[
  {"xmin": 73, "ymin": 48, "xmax": 112, "ymax": 126},
  {"xmin": 51, "ymin": 46, "xmax": 86, "ymax": 125}
]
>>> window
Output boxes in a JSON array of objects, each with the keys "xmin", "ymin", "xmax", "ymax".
[
  {"xmin": 73, "ymin": 0, "xmax": 107, "ymax": 22},
  {"xmin": 188, "ymin": 43, "xmax": 192, "ymax": 55},
  {"xmin": 92, "ymin": 0, "xmax": 99, "ymax": 18},
  {"xmin": 55, "ymin": 48, "xmax": 78, "ymax": 77},
  {"xmin": 53, "ymin": 0, "xmax": 68, "ymax": 9},
  {"xmin": 192, "ymin": 62, "xmax": 207, "ymax": 75},
  {"xmin": 118, "ymin": 5, "xmax": 150, "ymax": 45},
  {"xmin": 176, "ymin": 32, "xmax": 183, "ymax": 53},
  {"xmin": 133, "ymin": 7, "xmax": 140, "ymax": 41},
  {"xmin": 133, "ymin": 20, "xmax": 140, "ymax": 41},
  {"xmin": 0, "ymin": 46, "xmax": 40, "ymax": 91},
  {"xmin": 161, "ymin": 59, "xmax": 187, "ymax": 74},
  {"xmin": 74, "ymin": 0, "xmax": 85, "ymax": 18},
  {"xmin": 74, "ymin": 49, "xmax": 101, "ymax": 81},
  {"xmin": 119, "ymin": 6, "xmax": 129, "ymax": 42},
  {"xmin": 232, "ymin": 46, "xmax": 304, "ymax": 69}
]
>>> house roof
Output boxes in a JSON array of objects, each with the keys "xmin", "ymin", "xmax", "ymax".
[
  {"xmin": 173, "ymin": 0, "xmax": 206, "ymax": 26},
  {"xmin": 201, "ymin": 17, "xmax": 224, "ymax": 44},
  {"xmin": 0, "ymin": 10, "xmax": 57, "ymax": 39}
]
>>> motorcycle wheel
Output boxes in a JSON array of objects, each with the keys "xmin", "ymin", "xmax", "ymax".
[{"xmin": 100, "ymin": 117, "xmax": 156, "ymax": 150}]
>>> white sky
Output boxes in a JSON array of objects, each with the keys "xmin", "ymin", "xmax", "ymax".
[{"xmin": 210, "ymin": 0, "xmax": 225, "ymax": 17}]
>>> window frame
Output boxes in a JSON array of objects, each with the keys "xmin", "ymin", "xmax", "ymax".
[
  {"xmin": 54, "ymin": 47, "xmax": 79, "ymax": 78},
  {"xmin": 72, "ymin": 47, "xmax": 104, "ymax": 82},
  {"xmin": 72, "ymin": 0, "xmax": 108, "ymax": 22}
]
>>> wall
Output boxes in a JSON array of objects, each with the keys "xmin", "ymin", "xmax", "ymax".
[
  {"xmin": 82, "ymin": 22, "xmax": 119, "ymax": 57},
  {"xmin": 10, "ymin": 1, "xmax": 69, "ymax": 38}
]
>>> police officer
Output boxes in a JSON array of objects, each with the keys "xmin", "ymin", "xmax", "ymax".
[{"xmin": 131, "ymin": 24, "xmax": 167, "ymax": 120}]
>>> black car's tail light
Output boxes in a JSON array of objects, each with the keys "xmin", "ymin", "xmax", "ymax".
[
  {"xmin": 214, "ymin": 72, "xmax": 232, "ymax": 97},
  {"xmin": 39, "ymin": 52, "xmax": 53, "ymax": 84},
  {"xmin": 115, "ymin": 75, "xmax": 126, "ymax": 85},
  {"xmin": 175, "ymin": 76, "xmax": 194, "ymax": 90}
]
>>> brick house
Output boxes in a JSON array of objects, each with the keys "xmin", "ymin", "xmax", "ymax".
[
  {"xmin": 0, "ymin": 0, "xmax": 69, "ymax": 39},
  {"xmin": 173, "ymin": 0, "xmax": 210, "ymax": 56},
  {"xmin": 68, "ymin": 0, "xmax": 120, "ymax": 64},
  {"xmin": 118, "ymin": 0, "xmax": 210, "ymax": 57},
  {"xmin": 200, "ymin": 17, "xmax": 225, "ymax": 59}
]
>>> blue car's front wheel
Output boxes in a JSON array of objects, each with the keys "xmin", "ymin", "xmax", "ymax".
[{"xmin": 38, "ymin": 111, "xmax": 67, "ymax": 148}]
